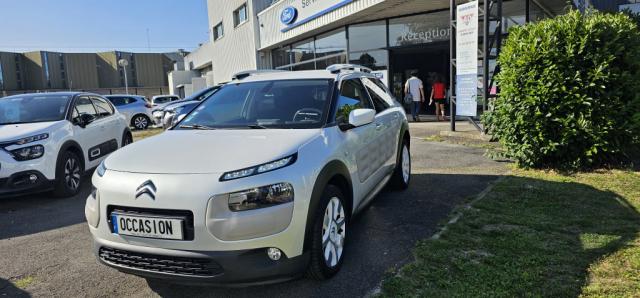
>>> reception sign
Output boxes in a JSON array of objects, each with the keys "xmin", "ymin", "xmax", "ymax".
[{"xmin": 455, "ymin": 1, "xmax": 478, "ymax": 117}]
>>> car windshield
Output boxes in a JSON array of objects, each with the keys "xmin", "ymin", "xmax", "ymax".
[
  {"xmin": 177, "ymin": 79, "xmax": 333, "ymax": 129},
  {"xmin": 0, "ymin": 94, "xmax": 71, "ymax": 125}
]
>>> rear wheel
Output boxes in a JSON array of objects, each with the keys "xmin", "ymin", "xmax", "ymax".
[
  {"xmin": 53, "ymin": 150, "xmax": 84, "ymax": 197},
  {"xmin": 131, "ymin": 115, "xmax": 150, "ymax": 130},
  {"xmin": 390, "ymin": 138, "xmax": 411, "ymax": 190},
  {"xmin": 306, "ymin": 185, "xmax": 348, "ymax": 280}
]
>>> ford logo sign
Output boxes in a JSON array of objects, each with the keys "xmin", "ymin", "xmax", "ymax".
[{"xmin": 280, "ymin": 6, "xmax": 298, "ymax": 25}]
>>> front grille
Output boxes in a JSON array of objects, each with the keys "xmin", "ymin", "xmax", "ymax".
[{"xmin": 99, "ymin": 247, "xmax": 222, "ymax": 277}]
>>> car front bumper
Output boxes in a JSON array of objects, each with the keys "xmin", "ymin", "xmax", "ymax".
[
  {"xmin": 0, "ymin": 170, "xmax": 54, "ymax": 197},
  {"xmin": 87, "ymin": 163, "xmax": 314, "ymax": 283},
  {"xmin": 93, "ymin": 237, "xmax": 309, "ymax": 285}
]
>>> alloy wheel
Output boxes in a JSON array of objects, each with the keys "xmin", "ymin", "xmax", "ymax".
[
  {"xmin": 322, "ymin": 197, "xmax": 346, "ymax": 268},
  {"xmin": 134, "ymin": 116, "xmax": 148, "ymax": 130},
  {"xmin": 64, "ymin": 157, "xmax": 81, "ymax": 191},
  {"xmin": 402, "ymin": 144, "xmax": 411, "ymax": 184}
]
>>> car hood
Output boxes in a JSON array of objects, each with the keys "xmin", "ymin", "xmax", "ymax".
[
  {"xmin": 166, "ymin": 100, "xmax": 199, "ymax": 111},
  {"xmin": 105, "ymin": 129, "xmax": 322, "ymax": 174},
  {"xmin": 0, "ymin": 121, "xmax": 63, "ymax": 143}
]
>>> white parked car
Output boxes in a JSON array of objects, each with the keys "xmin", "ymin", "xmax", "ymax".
[
  {"xmin": 104, "ymin": 95, "xmax": 153, "ymax": 130},
  {"xmin": 0, "ymin": 92, "xmax": 130, "ymax": 197},
  {"xmin": 86, "ymin": 65, "xmax": 411, "ymax": 284}
]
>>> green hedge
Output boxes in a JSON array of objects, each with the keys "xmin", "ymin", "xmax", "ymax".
[{"xmin": 482, "ymin": 10, "xmax": 640, "ymax": 169}]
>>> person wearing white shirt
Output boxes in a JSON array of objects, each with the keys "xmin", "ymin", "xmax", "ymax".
[{"xmin": 404, "ymin": 71, "xmax": 425, "ymax": 122}]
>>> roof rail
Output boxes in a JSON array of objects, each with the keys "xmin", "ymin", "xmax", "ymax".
[
  {"xmin": 326, "ymin": 64, "xmax": 372, "ymax": 74},
  {"xmin": 232, "ymin": 69, "xmax": 287, "ymax": 80}
]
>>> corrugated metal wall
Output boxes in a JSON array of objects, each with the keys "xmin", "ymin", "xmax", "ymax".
[
  {"xmin": 134, "ymin": 53, "xmax": 167, "ymax": 87},
  {"xmin": 257, "ymin": 0, "xmax": 386, "ymax": 50},
  {"xmin": 65, "ymin": 53, "xmax": 99, "ymax": 89}
]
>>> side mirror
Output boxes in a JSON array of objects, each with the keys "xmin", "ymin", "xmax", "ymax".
[
  {"xmin": 340, "ymin": 108, "xmax": 375, "ymax": 130},
  {"xmin": 75, "ymin": 113, "xmax": 96, "ymax": 128}
]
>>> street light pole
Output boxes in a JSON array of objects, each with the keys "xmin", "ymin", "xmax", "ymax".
[{"xmin": 118, "ymin": 59, "xmax": 129, "ymax": 94}]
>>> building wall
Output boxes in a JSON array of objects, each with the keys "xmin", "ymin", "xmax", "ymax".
[
  {"xmin": 22, "ymin": 52, "xmax": 46, "ymax": 90},
  {"xmin": 134, "ymin": 53, "xmax": 168, "ymax": 87},
  {"xmin": 65, "ymin": 53, "xmax": 99, "ymax": 89},
  {"xmin": 0, "ymin": 52, "xmax": 24, "ymax": 91},
  {"xmin": 96, "ymin": 52, "xmax": 120, "ymax": 88},
  {"xmin": 206, "ymin": 0, "xmax": 272, "ymax": 84}
]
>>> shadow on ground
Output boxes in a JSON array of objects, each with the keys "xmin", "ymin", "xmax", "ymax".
[
  {"xmin": 0, "ymin": 278, "xmax": 30, "ymax": 297},
  {"xmin": 0, "ymin": 176, "xmax": 92, "ymax": 240},
  {"xmin": 143, "ymin": 173, "xmax": 500, "ymax": 298},
  {"xmin": 381, "ymin": 175, "xmax": 640, "ymax": 297}
]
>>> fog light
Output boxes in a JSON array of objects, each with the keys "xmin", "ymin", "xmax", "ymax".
[
  {"xmin": 29, "ymin": 174, "xmax": 38, "ymax": 183},
  {"xmin": 267, "ymin": 247, "xmax": 282, "ymax": 261}
]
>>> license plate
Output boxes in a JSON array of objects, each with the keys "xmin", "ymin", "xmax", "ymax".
[{"xmin": 112, "ymin": 213, "xmax": 184, "ymax": 240}]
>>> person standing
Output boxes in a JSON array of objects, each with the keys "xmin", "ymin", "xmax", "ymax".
[
  {"xmin": 404, "ymin": 71, "xmax": 425, "ymax": 122},
  {"xmin": 429, "ymin": 75, "xmax": 447, "ymax": 121}
]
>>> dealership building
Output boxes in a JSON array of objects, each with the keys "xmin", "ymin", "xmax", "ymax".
[{"xmin": 176, "ymin": 0, "xmax": 573, "ymax": 99}]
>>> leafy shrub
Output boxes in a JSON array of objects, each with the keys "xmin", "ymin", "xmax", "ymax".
[{"xmin": 482, "ymin": 10, "xmax": 640, "ymax": 169}]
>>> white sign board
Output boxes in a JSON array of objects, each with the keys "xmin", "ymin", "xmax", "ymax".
[{"xmin": 455, "ymin": 1, "xmax": 479, "ymax": 117}]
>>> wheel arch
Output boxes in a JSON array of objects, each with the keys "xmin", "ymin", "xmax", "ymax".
[
  {"xmin": 303, "ymin": 160, "xmax": 353, "ymax": 251},
  {"xmin": 58, "ymin": 140, "xmax": 85, "ymax": 171},
  {"xmin": 122, "ymin": 127, "xmax": 132, "ymax": 146}
]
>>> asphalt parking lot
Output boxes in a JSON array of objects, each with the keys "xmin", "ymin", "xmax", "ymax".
[{"xmin": 0, "ymin": 128, "xmax": 508, "ymax": 297}]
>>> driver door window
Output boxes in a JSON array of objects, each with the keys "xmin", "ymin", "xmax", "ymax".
[
  {"xmin": 334, "ymin": 79, "xmax": 374, "ymax": 123},
  {"xmin": 73, "ymin": 97, "xmax": 98, "ymax": 122}
]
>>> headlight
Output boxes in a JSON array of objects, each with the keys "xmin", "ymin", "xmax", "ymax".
[
  {"xmin": 220, "ymin": 154, "xmax": 297, "ymax": 181},
  {"xmin": 14, "ymin": 133, "xmax": 49, "ymax": 145},
  {"xmin": 228, "ymin": 182, "xmax": 294, "ymax": 212},
  {"xmin": 96, "ymin": 160, "xmax": 107, "ymax": 177},
  {"xmin": 11, "ymin": 145, "xmax": 45, "ymax": 161}
]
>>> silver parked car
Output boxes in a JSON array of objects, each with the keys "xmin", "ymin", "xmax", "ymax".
[
  {"xmin": 105, "ymin": 95, "xmax": 153, "ymax": 130},
  {"xmin": 150, "ymin": 95, "xmax": 180, "ymax": 106}
]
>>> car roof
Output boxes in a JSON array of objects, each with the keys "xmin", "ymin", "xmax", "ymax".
[
  {"xmin": 152, "ymin": 95, "xmax": 179, "ymax": 99},
  {"xmin": 0, "ymin": 91, "xmax": 103, "ymax": 99},
  {"xmin": 231, "ymin": 69, "xmax": 377, "ymax": 84},
  {"xmin": 105, "ymin": 94, "xmax": 145, "ymax": 98}
]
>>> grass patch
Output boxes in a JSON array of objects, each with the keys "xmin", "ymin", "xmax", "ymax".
[
  {"xmin": 132, "ymin": 128, "xmax": 164, "ymax": 141},
  {"xmin": 12, "ymin": 276, "xmax": 34, "ymax": 289},
  {"xmin": 380, "ymin": 170, "xmax": 640, "ymax": 297}
]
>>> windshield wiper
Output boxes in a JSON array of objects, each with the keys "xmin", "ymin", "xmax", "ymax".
[
  {"xmin": 178, "ymin": 124, "xmax": 216, "ymax": 130},
  {"xmin": 247, "ymin": 124, "xmax": 269, "ymax": 129}
]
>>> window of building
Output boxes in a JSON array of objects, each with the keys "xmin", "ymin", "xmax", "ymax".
[
  {"xmin": 291, "ymin": 38, "xmax": 315, "ymax": 65},
  {"xmin": 315, "ymin": 29, "xmax": 346, "ymax": 58},
  {"xmin": 348, "ymin": 21, "xmax": 387, "ymax": 52},
  {"xmin": 272, "ymin": 46, "xmax": 291, "ymax": 69},
  {"xmin": 234, "ymin": 3, "xmax": 248, "ymax": 27},
  {"xmin": 0, "ymin": 67, "xmax": 4, "ymax": 90},
  {"xmin": 389, "ymin": 13, "xmax": 450, "ymax": 47},
  {"xmin": 348, "ymin": 49, "xmax": 388, "ymax": 71},
  {"xmin": 213, "ymin": 22, "xmax": 224, "ymax": 41}
]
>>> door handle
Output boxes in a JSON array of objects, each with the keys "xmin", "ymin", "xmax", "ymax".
[{"xmin": 375, "ymin": 123, "xmax": 383, "ymax": 130}]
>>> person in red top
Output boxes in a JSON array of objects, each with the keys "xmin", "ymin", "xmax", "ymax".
[{"xmin": 429, "ymin": 75, "xmax": 447, "ymax": 121}]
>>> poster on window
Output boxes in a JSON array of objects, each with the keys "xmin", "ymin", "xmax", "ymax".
[{"xmin": 455, "ymin": 1, "xmax": 478, "ymax": 117}]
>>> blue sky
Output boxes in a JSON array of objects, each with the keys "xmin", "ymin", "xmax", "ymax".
[{"xmin": 0, "ymin": 0, "xmax": 209, "ymax": 53}]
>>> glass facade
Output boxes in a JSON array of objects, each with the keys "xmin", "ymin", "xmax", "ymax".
[
  {"xmin": 348, "ymin": 21, "xmax": 387, "ymax": 52},
  {"xmin": 388, "ymin": 13, "xmax": 450, "ymax": 47}
]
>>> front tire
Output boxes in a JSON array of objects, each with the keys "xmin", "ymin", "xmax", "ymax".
[
  {"xmin": 53, "ymin": 150, "xmax": 84, "ymax": 198},
  {"xmin": 306, "ymin": 185, "xmax": 348, "ymax": 280},
  {"xmin": 131, "ymin": 114, "xmax": 150, "ymax": 130},
  {"xmin": 390, "ymin": 138, "xmax": 411, "ymax": 190}
]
